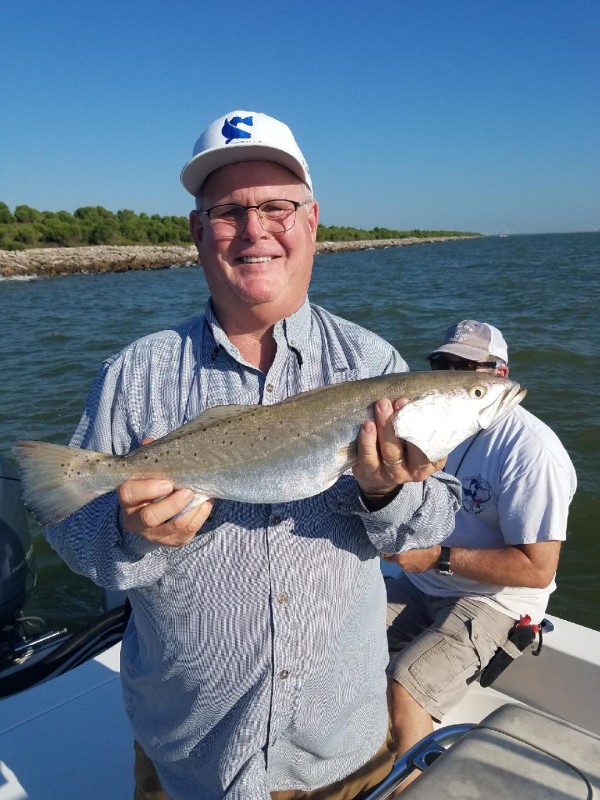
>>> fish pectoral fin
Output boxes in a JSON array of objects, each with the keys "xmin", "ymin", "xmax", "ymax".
[
  {"xmin": 338, "ymin": 441, "xmax": 358, "ymax": 466},
  {"xmin": 170, "ymin": 491, "xmax": 212, "ymax": 521}
]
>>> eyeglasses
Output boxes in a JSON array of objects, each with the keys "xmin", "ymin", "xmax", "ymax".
[
  {"xmin": 199, "ymin": 199, "xmax": 310, "ymax": 238},
  {"xmin": 428, "ymin": 354, "xmax": 498, "ymax": 371}
]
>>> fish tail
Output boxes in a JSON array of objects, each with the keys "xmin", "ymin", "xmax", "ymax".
[{"xmin": 12, "ymin": 440, "xmax": 120, "ymax": 527}]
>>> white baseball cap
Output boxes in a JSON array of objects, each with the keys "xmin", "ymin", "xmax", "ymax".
[
  {"xmin": 180, "ymin": 110, "xmax": 313, "ymax": 197},
  {"xmin": 429, "ymin": 320, "xmax": 509, "ymax": 363}
]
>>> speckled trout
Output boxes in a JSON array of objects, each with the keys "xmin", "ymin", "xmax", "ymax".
[{"xmin": 14, "ymin": 371, "xmax": 525, "ymax": 526}]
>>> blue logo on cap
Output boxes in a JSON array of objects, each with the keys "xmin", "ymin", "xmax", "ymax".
[{"xmin": 222, "ymin": 116, "xmax": 253, "ymax": 144}]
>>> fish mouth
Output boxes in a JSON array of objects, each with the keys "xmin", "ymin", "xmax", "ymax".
[{"xmin": 489, "ymin": 382, "xmax": 527, "ymax": 425}]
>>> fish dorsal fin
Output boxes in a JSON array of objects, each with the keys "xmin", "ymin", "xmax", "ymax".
[
  {"xmin": 156, "ymin": 404, "xmax": 263, "ymax": 443},
  {"xmin": 191, "ymin": 404, "xmax": 261, "ymax": 426},
  {"xmin": 278, "ymin": 382, "xmax": 340, "ymax": 405}
]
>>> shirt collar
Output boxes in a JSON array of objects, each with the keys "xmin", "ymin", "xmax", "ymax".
[
  {"xmin": 279, "ymin": 298, "xmax": 312, "ymax": 361},
  {"xmin": 203, "ymin": 297, "xmax": 312, "ymax": 366}
]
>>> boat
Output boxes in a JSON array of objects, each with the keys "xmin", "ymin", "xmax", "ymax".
[{"xmin": 1, "ymin": 458, "xmax": 599, "ymax": 798}]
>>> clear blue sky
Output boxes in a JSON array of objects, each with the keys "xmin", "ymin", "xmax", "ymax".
[{"xmin": 1, "ymin": 0, "xmax": 599, "ymax": 234}]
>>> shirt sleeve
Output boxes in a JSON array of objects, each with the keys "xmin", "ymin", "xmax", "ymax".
[
  {"xmin": 340, "ymin": 470, "xmax": 462, "ymax": 553},
  {"xmin": 45, "ymin": 494, "xmax": 171, "ymax": 590},
  {"xmin": 498, "ymin": 453, "xmax": 575, "ymax": 545}
]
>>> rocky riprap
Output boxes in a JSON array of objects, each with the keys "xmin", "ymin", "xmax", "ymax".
[{"xmin": 0, "ymin": 237, "xmax": 468, "ymax": 279}]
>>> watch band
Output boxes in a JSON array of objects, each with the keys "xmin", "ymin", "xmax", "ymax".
[{"xmin": 436, "ymin": 546, "xmax": 453, "ymax": 576}]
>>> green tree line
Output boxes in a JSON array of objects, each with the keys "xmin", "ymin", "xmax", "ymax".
[
  {"xmin": 315, "ymin": 224, "xmax": 479, "ymax": 241},
  {"xmin": 0, "ymin": 202, "xmax": 478, "ymax": 251},
  {"xmin": 0, "ymin": 203, "xmax": 192, "ymax": 250}
]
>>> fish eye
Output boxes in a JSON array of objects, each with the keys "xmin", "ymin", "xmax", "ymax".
[{"xmin": 469, "ymin": 385, "xmax": 487, "ymax": 399}]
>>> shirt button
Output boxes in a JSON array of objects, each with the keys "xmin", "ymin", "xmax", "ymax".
[
  {"xmin": 279, "ymin": 670, "xmax": 289, "ymax": 680},
  {"xmin": 277, "ymin": 592, "xmax": 288, "ymax": 604},
  {"xmin": 271, "ymin": 514, "xmax": 282, "ymax": 525},
  {"xmin": 266, "ymin": 384, "xmax": 274, "ymax": 393}
]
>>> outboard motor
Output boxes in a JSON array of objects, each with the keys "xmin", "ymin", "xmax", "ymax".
[
  {"xmin": 0, "ymin": 453, "xmax": 126, "ymax": 697},
  {"xmin": 0, "ymin": 452, "xmax": 68, "ymax": 675},
  {"xmin": 0, "ymin": 452, "xmax": 36, "ymax": 627}
]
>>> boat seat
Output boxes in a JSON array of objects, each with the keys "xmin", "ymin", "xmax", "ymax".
[{"xmin": 365, "ymin": 703, "xmax": 600, "ymax": 799}]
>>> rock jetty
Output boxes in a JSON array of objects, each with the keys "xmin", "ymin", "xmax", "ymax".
[
  {"xmin": 0, "ymin": 245, "xmax": 198, "ymax": 280},
  {"xmin": 0, "ymin": 237, "xmax": 471, "ymax": 280}
]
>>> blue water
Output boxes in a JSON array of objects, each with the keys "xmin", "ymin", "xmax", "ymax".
[{"xmin": 1, "ymin": 232, "xmax": 599, "ymax": 630}]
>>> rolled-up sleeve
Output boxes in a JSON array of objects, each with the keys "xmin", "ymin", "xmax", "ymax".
[{"xmin": 356, "ymin": 471, "xmax": 461, "ymax": 553}]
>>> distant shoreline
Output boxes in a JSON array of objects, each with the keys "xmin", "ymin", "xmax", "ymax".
[{"xmin": 0, "ymin": 236, "xmax": 476, "ymax": 279}]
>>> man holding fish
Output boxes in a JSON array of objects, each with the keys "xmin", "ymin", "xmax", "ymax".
[{"xmin": 15, "ymin": 115, "xmax": 524, "ymax": 800}]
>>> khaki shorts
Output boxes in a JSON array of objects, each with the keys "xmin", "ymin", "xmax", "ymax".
[
  {"xmin": 385, "ymin": 572, "xmax": 516, "ymax": 722},
  {"xmin": 134, "ymin": 727, "xmax": 395, "ymax": 800}
]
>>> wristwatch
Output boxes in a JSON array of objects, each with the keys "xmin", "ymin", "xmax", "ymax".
[{"xmin": 436, "ymin": 546, "xmax": 453, "ymax": 576}]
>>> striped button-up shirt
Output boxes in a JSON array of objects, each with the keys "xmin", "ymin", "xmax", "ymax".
[{"xmin": 46, "ymin": 299, "xmax": 461, "ymax": 799}]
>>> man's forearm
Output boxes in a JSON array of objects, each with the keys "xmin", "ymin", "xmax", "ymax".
[
  {"xmin": 448, "ymin": 544, "xmax": 556, "ymax": 588},
  {"xmin": 392, "ymin": 542, "xmax": 559, "ymax": 589}
]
